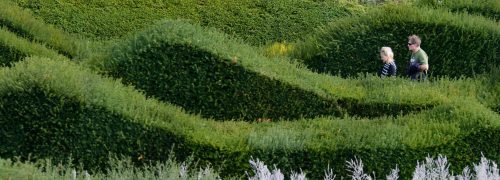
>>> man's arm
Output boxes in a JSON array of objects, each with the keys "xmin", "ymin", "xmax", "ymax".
[
  {"xmin": 419, "ymin": 64, "xmax": 428, "ymax": 71},
  {"xmin": 418, "ymin": 52, "xmax": 429, "ymax": 71}
]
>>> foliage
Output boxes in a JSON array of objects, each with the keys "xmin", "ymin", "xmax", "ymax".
[
  {"xmin": 294, "ymin": 5, "xmax": 500, "ymax": 78},
  {"xmin": 0, "ymin": 27, "xmax": 66, "ymax": 66},
  {"xmin": 1, "ymin": 155, "xmax": 498, "ymax": 179},
  {"xmin": 96, "ymin": 20, "xmax": 349, "ymax": 121},
  {"xmin": 263, "ymin": 42, "xmax": 295, "ymax": 58},
  {"xmin": 416, "ymin": 0, "xmax": 500, "ymax": 21},
  {"xmin": 12, "ymin": 0, "xmax": 354, "ymax": 45},
  {"xmin": 476, "ymin": 67, "xmax": 500, "ymax": 113},
  {"xmin": 0, "ymin": 156, "xmax": 220, "ymax": 180},
  {"xmin": 93, "ymin": 19, "xmax": 453, "ymax": 121},
  {"xmin": 0, "ymin": 1, "xmax": 498, "ymax": 179},
  {"xmin": 0, "ymin": 58, "xmax": 498, "ymax": 179},
  {"xmin": 0, "ymin": 0, "xmax": 87, "ymax": 59}
]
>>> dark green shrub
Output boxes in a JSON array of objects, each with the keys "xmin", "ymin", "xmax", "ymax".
[
  {"xmin": 295, "ymin": 5, "xmax": 500, "ymax": 78},
  {"xmin": 0, "ymin": 42, "xmax": 25, "ymax": 67},
  {"xmin": 0, "ymin": 86, "xmax": 181, "ymax": 170},
  {"xmin": 477, "ymin": 67, "xmax": 500, "ymax": 113},
  {"xmin": 0, "ymin": 58, "xmax": 249, "ymax": 175}
]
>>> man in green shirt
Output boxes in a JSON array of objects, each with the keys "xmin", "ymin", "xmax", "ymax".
[{"xmin": 407, "ymin": 35, "xmax": 429, "ymax": 80}]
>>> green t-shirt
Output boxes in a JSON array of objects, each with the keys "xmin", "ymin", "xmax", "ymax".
[{"xmin": 410, "ymin": 49, "xmax": 428, "ymax": 65}]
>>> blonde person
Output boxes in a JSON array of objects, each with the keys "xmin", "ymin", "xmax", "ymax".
[
  {"xmin": 407, "ymin": 35, "xmax": 429, "ymax": 80},
  {"xmin": 378, "ymin": 47, "xmax": 397, "ymax": 77}
]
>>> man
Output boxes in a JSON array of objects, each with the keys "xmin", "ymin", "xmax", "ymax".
[{"xmin": 407, "ymin": 35, "xmax": 429, "ymax": 80}]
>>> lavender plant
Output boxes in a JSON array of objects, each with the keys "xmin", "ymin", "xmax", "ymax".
[{"xmin": 1, "ymin": 155, "xmax": 498, "ymax": 179}]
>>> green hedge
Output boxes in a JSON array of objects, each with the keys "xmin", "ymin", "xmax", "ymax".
[
  {"xmin": 12, "ymin": 0, "xmax": 354, "ymax": 45},
  {"xmin": 0, "ymin": 42, "xmax": 25, "ymax": 67},
  {"xmin": 0, "ymin": 0, "xmax": 85, "ymax": 58},
  {"xmin": 0, "ymin": 58, "xmax": 248, "ymax": 175},
  {"xmin": 1, "ymin": 58, "xmax": 499, "ymax": 179},
  {"xmin": 477, "ymin": 68, "xmax": 500, "ymax": 113},
  {"xmin": 0, "ymin": 27, "xmax": 65, "ymax": 66},
  {"xmin": 99, "ymin": 20, "xmax": 343, "ymax": 121},
  {"xmin": 294, "ymin": 5, "xmax": 500, "ymax": 78},
  {"xmin": 417, "ymin": 0, "xmax": 500, "ymax": 21},
  {"xmin": 93, "ymin": 19, "xmax": 444, "ymax": 121}
]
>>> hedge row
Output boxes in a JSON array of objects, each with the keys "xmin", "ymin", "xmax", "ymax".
[
  {"xmin": 417, "ymin": 0, "xmax": 500, "ymax": 21},
  {"xmin": 0, "ymin": 27, "xmax": 65, "ymax": 66},
  {"xmin": 12, "ymin": 0, "xmax": 356, "ymax": 45},
  {"xmin": 0, "ymin": 0, "xmax": 86, "ymax": 58},
  {"xmin": 1, "ymin": 58, "xmax": 499, "ymax": 179},
  {"xmin": 90, "ymin": 19, "xmax": 451, "ymax": 121},
  {"xmin": 294, "ymin": 5, "xmax": 500, "ymax": 78},
  {"xmin": 0, "ymin": 58, "xmax": 244, "ymax": 176}
]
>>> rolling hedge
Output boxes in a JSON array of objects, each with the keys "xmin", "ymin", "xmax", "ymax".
[
  {"xmin": 11, "ymin": 0, "xmax": 355, "ymax": 45},
  {"xmin": 294, "ymin": 5, "xmax": 500, "ymax": 78},
  {"xmin": 417, "ymin": 0, "xmax": 500, "ymax": 21},
  {"xmin": 91, "ymin": 19, "xmax": 452, "ymax": 121},
  {"xmin": 1, "ymin": 57, "xmax": 499, "ymax": 179},
  {"xmin": 0, "ymin": 57, "xmax": 247, "ymax": 175},
  {"xmin": 0, "ymin": 27, "xmax": 66, "ymax": 66},
  {"xmin": 0, "ymin": 0, "xmax": 86, "ymax": 59}
]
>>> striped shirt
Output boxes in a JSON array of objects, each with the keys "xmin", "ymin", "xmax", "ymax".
[{"xmin": 380, "ymin": 61, "xmax": 397, "ymax": 77}]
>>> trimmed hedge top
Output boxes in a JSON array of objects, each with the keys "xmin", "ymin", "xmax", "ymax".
[
  {"xmin": 0, "ymin": 27, "xmax": 66, "ymax": 66},
  {"xmin": 294, "ymin": 4, "xmax": 500, "ymax": 78}
]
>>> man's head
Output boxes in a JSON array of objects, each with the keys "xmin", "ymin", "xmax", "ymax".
[{"xmin": 407, "ymin": 35, "xmax": 421, "ymax": 52}]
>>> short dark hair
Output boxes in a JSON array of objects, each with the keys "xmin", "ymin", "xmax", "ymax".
[{"xmin": 408, "ymin": 35, "xmax": 421, "ymax": 46}]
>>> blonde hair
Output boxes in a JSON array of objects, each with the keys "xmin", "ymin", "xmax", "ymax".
[
  {"xmin": 380, "ymin": 46, "xmax": 394, "ymax": 60},
  {"xmin": 408, "ymin": 34, "xmax": 421, "ymax": 46}
]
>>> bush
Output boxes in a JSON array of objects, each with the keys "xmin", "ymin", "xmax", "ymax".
[{"xmin": 294, "ymin": 5, "xmax": 500, "ymax": 78}]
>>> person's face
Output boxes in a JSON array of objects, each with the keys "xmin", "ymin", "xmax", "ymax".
[
  {"xmin": 380, "ymin": 52, "xmax": 387, "ymax": 62},
  {"xmin": 407, "ymin": 42, "xmax": 416, "ymax": 51}
]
